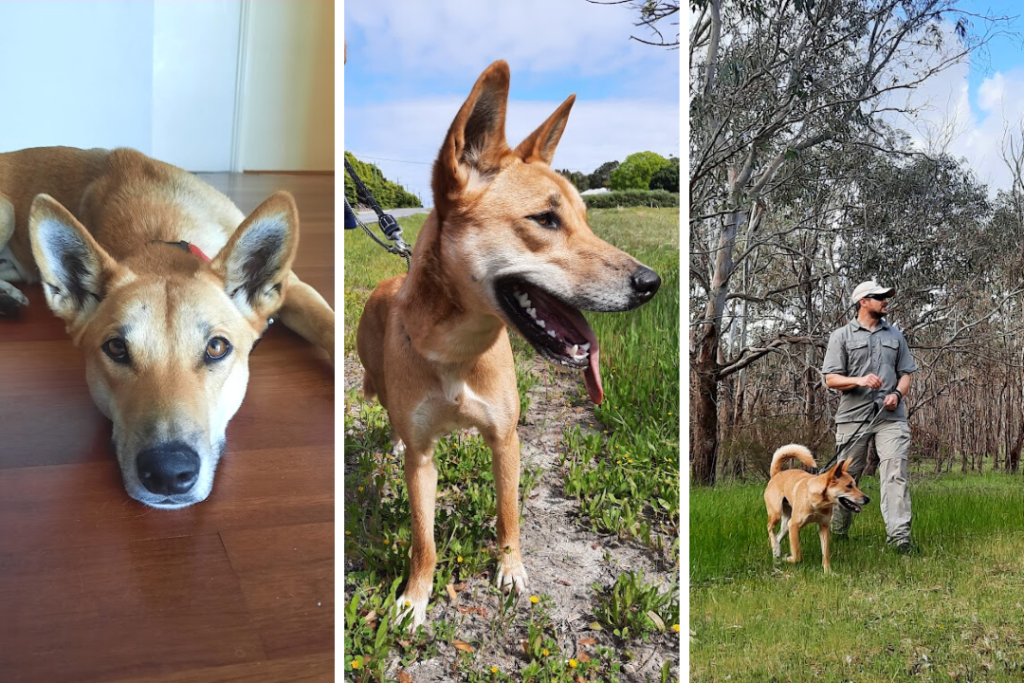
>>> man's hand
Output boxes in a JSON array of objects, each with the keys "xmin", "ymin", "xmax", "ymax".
[
  {"xmin": 859, "ymin": 373, "xmax": 882, "ymax": 390},
  {"xmin": 883, "ymin": 393, "xmax": 899, "ymax": 410}
]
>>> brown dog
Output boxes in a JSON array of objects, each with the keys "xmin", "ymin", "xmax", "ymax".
[
  {"xmin": 764, "ymin": 444, "xmax": 870, "ymax": 572},
  {"xmin": 0, "ymin": 146, "xmax": 334, "ymax": 508},
  {"xmin": 356, "ymin": 61, "xmax": 661, "ymax": 627}
]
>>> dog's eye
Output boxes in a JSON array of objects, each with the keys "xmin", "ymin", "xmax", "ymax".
[
  {"xmin": 847, "ymin": 483, "xmax": 853, "ymax": 488},
  {"xmin": 527, "ymin": 211, "xmax": 560, "ymax": 229},
  {"xmin": 205, "ymin": 337, "xmax": 232, "ymax": 363},
  {"xmin": 102, "ymin": 338, "xmax": 130, "ymax": 364}
]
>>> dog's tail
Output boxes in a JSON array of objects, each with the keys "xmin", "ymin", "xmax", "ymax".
[{"xmin": 769, "ymin": 444, "xmax": 816, "ymax": 477}]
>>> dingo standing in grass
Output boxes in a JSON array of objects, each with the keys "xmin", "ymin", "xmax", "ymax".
[
  {"xmin": 764, "ymin": 444, "xmax": 870, "ymax": 572},
  {"xmin": 356, "ymin": 60, "xmax": 661, "ymax": 628},
  {"xmin": 0, "ymin": 146, "xmax": 334, "ymax": 509}
]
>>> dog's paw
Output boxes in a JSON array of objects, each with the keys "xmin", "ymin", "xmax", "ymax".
[
  {"xmin": 394, "ymin": 593, "xmax": 430, "ymax": 630},
  {"xmin": 496, "ymin": 555, "xmax": 529, "ymax": 594},
  {"xmin": 0, "ymin": 281, "xmax": 28, "ymax": 316},
  {"xmin": 785, "ymin": 555, "xmax": 799, "ymax": 564}
]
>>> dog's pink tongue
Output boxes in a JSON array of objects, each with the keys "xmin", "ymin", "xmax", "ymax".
[{"xmin": 584, "ymin": 344, "xmax": 603, "ymax": 404}]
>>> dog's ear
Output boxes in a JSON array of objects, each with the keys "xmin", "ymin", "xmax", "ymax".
[
  {"xmin": 29, "ymin": 194, "xmax": 120, "ymax": 326},
  {"xmin": 515, "ymin": 94, "xmax": 576, "ymax": 165},
  {"xmin": 432, "ymin": 60, "xmax": 512, "ymax": 212},
  {"xmin": 211, "ymin": 191, "xmax": 299, "ymax": 322},
  {"xmin": 830, "ymin": 460, "xmax": 847, "ymax": 478}
]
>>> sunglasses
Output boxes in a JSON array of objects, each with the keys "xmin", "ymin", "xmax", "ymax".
[{"xmin": 864, "ymin": 293, "xmax": 889, "ymax": 301}]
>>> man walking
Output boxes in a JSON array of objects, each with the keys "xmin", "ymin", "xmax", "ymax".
[{"xmin": 822, "ymin": 281, "xmax": 917, "ymax": 552}]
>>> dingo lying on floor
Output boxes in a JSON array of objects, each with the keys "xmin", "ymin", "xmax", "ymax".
[
  {"xmin": 0, "ymin": 146, "xmax": 334, "ymax": 509},
  {"xmin": 764, "ymin": 444, "xmax": 870, "ymax": 572},
  {"xmin": 357, "ymin": 61, "xmax": 661, "ymax": 628}
]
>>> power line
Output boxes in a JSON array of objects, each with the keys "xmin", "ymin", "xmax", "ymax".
[{"xmin": 347, "ymin": 152, "xmax": 432, "ymax": 166}]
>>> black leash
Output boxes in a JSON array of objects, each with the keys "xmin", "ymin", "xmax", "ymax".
[
  {"xmin": 817, "ymin": 396, "xmax": 888, "ymax": 474},
  {"xmin": 344, "ymin": 159, "xmax": 412, "ymax": 270}
]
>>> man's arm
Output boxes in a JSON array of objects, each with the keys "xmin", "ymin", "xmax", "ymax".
[
  {"xmin": 825, "ymin": 373, "xmax": 882, "ymax": 392},
  {"xmin": 882, "ymin": 373, "xmax": 912, "ymax": 411}
]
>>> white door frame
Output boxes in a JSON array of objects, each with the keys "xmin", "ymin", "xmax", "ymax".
[{"xmin": 230, "ymin": 0, "xmax": 252, "ymax": 173}]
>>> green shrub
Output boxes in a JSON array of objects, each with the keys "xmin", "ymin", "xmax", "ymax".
[
  {"xmin": 583, "ymin": 189, "xmax": 679, "ymax": 209},
  {"xmin": 649, "ymin": 157, "xmax": 679, "ymax": 192},
  {"xmin": 344, "ymin": 151, "xmax": 422, "ymax": 209},
  {"xmin": 610, "ymin": 151, "xmax": 670, "ymax": 190}
]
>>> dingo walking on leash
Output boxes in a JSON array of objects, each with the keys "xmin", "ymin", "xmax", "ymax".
[
  {"xmin": 356, "ymin": 61, "xmax": 661, "ymax": 627},
  {"xmin": 0, "ymin": 146, "xmax": 334, "ymax": 509},
  {"xmin": 764, "ymin": 444, "xmax": 870, "ymax": 572}
]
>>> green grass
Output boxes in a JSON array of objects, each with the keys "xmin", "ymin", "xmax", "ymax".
[
  {"xmin": 559, "ymin": 208, "xmax": 680, "ymax": 555},
  {"xmin": 691, "ymin": 472, "xmax": 1024, "ymax": 682},
  {"xmin": 344, "ymin": 207, "xmax": 680, "ymax": 679}
]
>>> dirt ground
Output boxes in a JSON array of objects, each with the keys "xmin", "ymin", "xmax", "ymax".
[{"xmin": 343, "ymin": 354, "xmax": 681, "ymax": 681}]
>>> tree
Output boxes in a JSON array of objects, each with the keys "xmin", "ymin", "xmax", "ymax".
[
  {"xmin": 588, "ymin": 160, "xmax": 620, "ymax": 189},
  {"xmin": 587, "ymin": 0, "xmax": 679, "ymax": 48},
  {"xmin": 344, "ymin": 151, "xmax": 422, "ymax": 209},
  {"xmin": 649, "ymin": 156, "xmax": 679, "ymax": 192},
  {"xmin": 689, "ymin": 0, "xmax": 1003, "ymax": 485},
  {"xmin": 610, "ymin": 151, "xmax": 670, "ymax": 190},
  {"xmin": 558, "ymin": 169, "xmax": 590, "ymax": 192}
]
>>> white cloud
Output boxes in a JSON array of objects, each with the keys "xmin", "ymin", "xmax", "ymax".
[
  {"xmin": 345, "ymin": 0, "xmax": 677, "ymax": 81},
  {"xmin": 882, "ymin": 21, "xmax": 1024, "ymax": 195},
  {"xmin": 978, "ymin": 72, "xmax": 1005, "ymax": 112},
  {"xmin": 347, "ymin": 96, "xmax": 680, "ymax": 206}
]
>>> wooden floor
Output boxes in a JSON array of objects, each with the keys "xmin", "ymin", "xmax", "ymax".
[{"xmin": 0, "ymin": 174, "xmax": 335, "ymax": 682}]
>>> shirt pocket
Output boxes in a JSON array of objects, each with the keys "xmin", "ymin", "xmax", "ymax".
[
  {"xmin": 845, "ymin": 338, "xmax": 870, "ymax": 369},
  {"xmin": 881, "ymin": 337, "xmax": 899, "ymax": 366}
]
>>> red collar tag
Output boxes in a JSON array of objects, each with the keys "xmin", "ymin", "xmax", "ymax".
[
  {"xmin": 153, "ymin": 239, "xmax": 211, "ymax": 262},
  {"xmin": 187, "ymin": 243, "xmax": 211, "ymax": 262}
]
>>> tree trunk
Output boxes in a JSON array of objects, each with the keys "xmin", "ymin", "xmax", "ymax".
[{"xmin": 691, "ymin": 329, "xmax": 721, "ymax": 486}]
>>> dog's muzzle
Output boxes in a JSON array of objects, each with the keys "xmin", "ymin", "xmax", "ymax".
[
  {"xmin": 630, "ymin": 266, "xmax": 661, "ymax": 304},
  {"xmin": 839, "ymin": 495, "xmax": 869, "ymax": 514},
  {"xmin": 136, "ymin": 442, "xmax": 201, "ymax": 495}
]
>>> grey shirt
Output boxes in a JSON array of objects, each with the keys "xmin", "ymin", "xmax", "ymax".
[{"xmin": 822, "ymin": 318, "xmax": 917, "ymax": 423}]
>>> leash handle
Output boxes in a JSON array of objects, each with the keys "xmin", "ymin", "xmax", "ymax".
[
  {"xmin": 344, "ymin": 159, "xmax": 412, "ymax": 261},
  {"xmin": 818, "ymin": 393, "xmax": 884, "ymax": 474}
]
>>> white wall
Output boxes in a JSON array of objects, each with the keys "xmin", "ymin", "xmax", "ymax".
[
  {"xmin": 151, "ymin": 1, "xmax": 242, "ymax": 171},
  {"xmin": 241, "ymin": 0, "xmax": 334, "ymax": 171},
  {"xmin": 0, "ymin": 0, "xmax": 331, "ymax": 173},
  {"xmin": 0, "ymin": 2, "xmax": 155, "ymax": 153}
]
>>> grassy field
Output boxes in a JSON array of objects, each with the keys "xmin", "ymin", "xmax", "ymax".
[
  {"xmin": 344, "ymin": 207, "xmax": 680, "ymax": 681},
  {"xmin": 691, "ymin": 471, "xmax": 1024, "ymax": 682}
]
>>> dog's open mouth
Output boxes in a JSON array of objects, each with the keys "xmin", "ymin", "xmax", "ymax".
[
  {"xmin": 839, "ymin": 497, "xmax": 863, "ymax": 514},
  {"xmin": 495, "ymin": 276, "xmax": 604, "ymax": 404}
]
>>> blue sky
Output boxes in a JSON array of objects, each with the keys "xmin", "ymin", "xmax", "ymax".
[
  {"xmin": 886, "ymin": 1, "xmax": 1024, "ymax": 193},
  {"xmin": 344, "ymin": 0, "xmax": 680, "ymax": 206},
  {"xmin": 962, "ymin": 0, "xmax": 1024, "ymax": 110}
]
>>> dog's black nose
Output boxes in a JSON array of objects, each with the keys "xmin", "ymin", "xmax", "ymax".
[
  {"xmin": 631, "ymin": 266, "xmax": 661, "ymax": 300},
  {"xmin": 137, "ymin": 443, "xmax": 200, "ymax": 495}
]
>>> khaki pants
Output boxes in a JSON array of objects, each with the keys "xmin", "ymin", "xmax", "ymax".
[{"xmin": 831, "ymin": 420, "xmax": 912, "ymax": 544}]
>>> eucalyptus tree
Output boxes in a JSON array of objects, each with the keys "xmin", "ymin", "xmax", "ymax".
[{"xmin": 689, "ymin": 0, "xmax": 994, "ymax": 484}]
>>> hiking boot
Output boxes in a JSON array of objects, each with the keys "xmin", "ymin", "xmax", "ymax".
[{"xmin": 892, "ymin": 540, "xmax": 916, "ymax": 555}]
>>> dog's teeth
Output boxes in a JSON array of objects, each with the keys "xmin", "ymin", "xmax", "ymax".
[
  {"xmin": 581, "ymin": 343, "xmax": 590, "ymax": 351},
  {"xmin": 571, "ymin": 344, "xmax": 579, "ymax": 356},
  {"xmin": 547, "ymin": 329, "xmax": 556, "ymax": 338},
  {"xmin": 527, "ymin": 308, "xmax": 537, "ymax": 319},
  {"xmin": 537, "ymin": 319, "xmax": 546, "ymax": 328}
]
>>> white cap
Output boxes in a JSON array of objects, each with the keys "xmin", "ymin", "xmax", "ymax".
[{"xmin": 850, "ymin": 280, "xmax": 895, "ymax": 306}]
